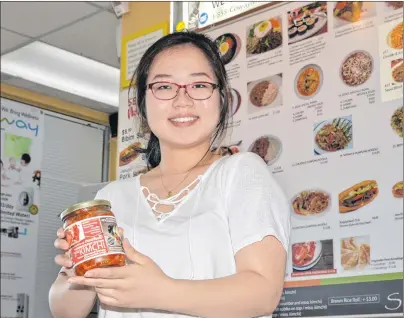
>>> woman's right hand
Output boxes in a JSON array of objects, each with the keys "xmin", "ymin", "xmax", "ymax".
[{"xmin": 54, "ymin": 227, "xmax": 73, "ymax": 269}]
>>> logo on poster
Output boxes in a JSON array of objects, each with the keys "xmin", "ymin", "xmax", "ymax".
[
  {"xmin": 385, "ymin": 292, "xmax": 402, "ymax": 311},
  {"xmin": 1, "ymin": 117, "xmax": 39, "ymax": 137},
  {"xmin": 199, "ymin": 12, "xmax": 208, "ymax": 25}
]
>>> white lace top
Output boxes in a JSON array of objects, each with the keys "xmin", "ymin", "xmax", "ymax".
[{"xmin": 96, "ymin": 152, "xmax": 291, "ymax": 318}]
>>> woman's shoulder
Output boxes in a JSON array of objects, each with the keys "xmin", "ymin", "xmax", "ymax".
[
  {"xmin": 212, "ymin": 152, "xmax": 278, "ymax": 193},
  {"xmin": 95, "ymin": 177, "xmax": 140, "ymax": 200},
  {"xmin": 219, "ymin": 152, "xmax": 269, "ymax": 174}
]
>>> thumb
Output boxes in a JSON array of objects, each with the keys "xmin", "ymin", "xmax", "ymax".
[
  {"xmin": 118, "ymin": 227, "xmax": 124, "ymax": 239},
  {"xmin": 123, "ymin": 238, "xmax": 147, "ymax": 264}
]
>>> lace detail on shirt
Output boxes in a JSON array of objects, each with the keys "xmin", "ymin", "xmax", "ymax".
[{"xmin": 140, "ymin": 176, "xmax": 202, "ymax": 221}]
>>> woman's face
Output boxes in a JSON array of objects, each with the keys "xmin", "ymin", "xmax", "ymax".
[{"xmin": 145, "ymin": 44, "xmax": 220, "ymax": 149}]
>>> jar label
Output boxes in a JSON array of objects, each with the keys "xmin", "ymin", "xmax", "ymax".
[{"xmin": 65, "ymin": 216, "xmax": 125, "ymax": 267}]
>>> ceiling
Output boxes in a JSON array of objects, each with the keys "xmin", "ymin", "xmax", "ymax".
[{"xmin": 0, "ymin": 1, "xmax": 120, "ymax": 113}]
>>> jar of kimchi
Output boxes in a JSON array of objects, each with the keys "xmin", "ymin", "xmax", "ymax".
[{"xmin": 60, "ymin": 200, "xmax": 126, "ymax": 276}]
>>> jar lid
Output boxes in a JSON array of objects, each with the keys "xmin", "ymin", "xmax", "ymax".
[{"xmin": 60, "ymin": 199, "xmax": 111, "ymax": 220}]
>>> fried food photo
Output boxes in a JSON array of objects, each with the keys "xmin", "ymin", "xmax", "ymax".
[
  {"xmin": 339, "ymin": 180, "xmax": 379, "ymax": 213},
  {"xmin": 387, "ymin": 22, "xmax": 403, "ymax": 50},
  {"xmin": 341, "ymin": 237, "xmax": 370, "ymax": 270}
]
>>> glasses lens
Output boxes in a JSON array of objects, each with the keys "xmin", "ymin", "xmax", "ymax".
[
  {"xmin": 152, "ymin": 83, "xmax": 177, "ymax": 100},
  {"xmin": 187, "ymin": 82, "xmax": 214, "ymax": 100}
]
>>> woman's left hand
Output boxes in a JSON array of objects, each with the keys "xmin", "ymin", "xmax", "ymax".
[{"xmin": 67, "ymin": 239, "xmax": 172, "ymax": 309}]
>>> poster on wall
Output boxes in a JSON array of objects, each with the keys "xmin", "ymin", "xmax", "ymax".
[
  {"xmin": 120, "ymin": 22, "xmax": 169, "ymax": 89},
  {"xmin": 203, "ymin": 1, "xmax": 403, "ymax": 317},
  {"xmin": 1, "ymin": 98, "xmax": 44, "ymax": 318},
  {"xmin": 116, "ymin": 88, "xmax": 149, "ymax": 180},
  {"xmin": 117, "ymin": 22, "xmax": 170, "ymax": 179}
]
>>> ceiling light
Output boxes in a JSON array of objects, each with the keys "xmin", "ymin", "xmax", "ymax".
[{"xmin": 1, "ymin": 41, "xmax": 120, "ymax": 107}]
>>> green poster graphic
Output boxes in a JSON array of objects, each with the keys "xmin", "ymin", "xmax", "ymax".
[{"xmin": 3, "ymin": 133, "xmax": 32, "ymax": 158}]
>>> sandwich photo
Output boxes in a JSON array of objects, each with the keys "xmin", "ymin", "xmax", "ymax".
[
  {"xmin": 339, "ymin": 180, "xmax": 378, "ymax": 213},
  {"xmin": 392, "ymin": 181, "xmax": 403, "ymax": 198},
  {"xmin": 119, "ymin": 142, "xmax": 141, "ymax": 167}
]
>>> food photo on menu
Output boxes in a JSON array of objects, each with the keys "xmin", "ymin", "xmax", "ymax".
[
  {"xmin": 214, "ymin": 33, "xmax": 241, "ymax": 65},
  {"xmin": 384, "ymin": 1, "xmax": 404, "ymax": 12},
  {"xmin": 333, "ymin": 1, "xmax": 377, "ymax": 28},
  {"xmin": 291, "ymin": 239, "xmax": 335, "ymax": 276},
  {"xmin": 118, "ymin": 141, "xmax": 142, "ymax": 167},
  {"xmin": 313, "ymin": 116, "xmax": 353, "ymax": 155},
  {"xmin": 246, "ymin": 16, "xmax": 282, "ymax": 57},
  {"xmin": 386, "ymin": 21, "xmax": 403, "ymax": 50},
  {"xmin": 391, "ymin": 106, "xmax": 403, "ymax": 138},
  {"xmin": 247, "ymin": 74, "xmax": 282, "ymax": 111},
  {"xmin": 341, "ymin": 236, "xmax": 371, "ymax": 271},
  {"xmin": 287, "ymin": 1, "xmax": 328, "ymax": 44},
  {"xmin": 340, "ymin": 50, "xmax": 373, "ymax": 87},
  {"xmin": 249, "ymin": 135, "xmax": 282, "ymax": 166},
  {"xmin": 338, "ymin": 180, "xmax": 379, "ymax": 213},
  {"xmin": 391, "ymin": 59, "xmax": 403, "ymax": 83},
  {"xmin": 291, "ymin": 189, "xmax": 331, "ymax": 218},
  {"xmin": 295, "ymin": 64, "xmax": 323, "ymax": 99},
  {"xmin": 212, "ymin": 140, "xmax": 242, "ymax": 157},
  {"xmin": 392, "ymin": 181, "xmax": 404, "ymax": 198},
  {"xmin": 230, "ymin": 88, "xmax": 242, "ymax": 116}
]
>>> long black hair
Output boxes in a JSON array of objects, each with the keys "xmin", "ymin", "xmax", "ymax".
[{"xmin": 129, "ymin": 31, "xmax": 232, "ymax": 168}]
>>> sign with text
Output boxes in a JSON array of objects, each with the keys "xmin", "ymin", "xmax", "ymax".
[
  {"xmin": 1, "ymin": 98, "xmax": 45, "ymax": 318},
  {"xmin": 120, "ymin": 22, "xmax": 169, "ymax": 89},
  {"xmin": 188, "ymin": 1, "xmax": 269, "ymax": 29}
]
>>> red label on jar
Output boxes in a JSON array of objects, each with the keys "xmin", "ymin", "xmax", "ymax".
[{"xmin": 65, "ymin": 216, "xmax": 125, "ymax": 267}]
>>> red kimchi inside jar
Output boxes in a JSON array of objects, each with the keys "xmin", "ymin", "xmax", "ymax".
[{"xmin": 60, "ymin": 200, "xmax": 126, "ymax": 276}]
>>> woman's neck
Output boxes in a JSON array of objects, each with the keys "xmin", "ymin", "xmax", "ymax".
[{"xmin": 158, "ymin": 142, "xmax": 213, "ymax": 175}]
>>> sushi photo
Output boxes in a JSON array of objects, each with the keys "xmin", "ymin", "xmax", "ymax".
[{"xmin": 288, "ymin": 2, "xmax": 328, "ymax": 45}]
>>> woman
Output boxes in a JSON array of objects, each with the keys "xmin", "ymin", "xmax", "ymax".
[{"xmin": 49, "ymin": 31, "xmax": 290, "ymax": 318}]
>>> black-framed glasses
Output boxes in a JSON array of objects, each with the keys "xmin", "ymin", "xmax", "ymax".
[{"xmin": 148, "ymin": 81, "xmax": 219, "ymax": 100}]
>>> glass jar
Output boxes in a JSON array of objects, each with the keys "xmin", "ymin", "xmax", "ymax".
[{"xmin": 60, "ymin": 200, "xmax": 126, "ymax": 276}]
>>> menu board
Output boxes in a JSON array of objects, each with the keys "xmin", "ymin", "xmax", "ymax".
[{"xmin": 204, "ymin": 1, "xmax": 403, "ymax": 317}]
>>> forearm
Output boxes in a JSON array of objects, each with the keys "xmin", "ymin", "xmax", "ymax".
[
  {"xmin": 49, "ymin": 273, "xmax": 96, "ymax": 318},
  {"xmin": 161, "ymin": 271, "xmax": 281, "ymax": 318}
]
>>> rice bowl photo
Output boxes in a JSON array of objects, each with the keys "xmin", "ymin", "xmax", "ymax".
[
  {"xmin": 248, "ymin": 135, "xmax": 282, "ymax": 166},
  {"xmin": 215, "ymin": 33, "xmax": 241, "ymax": 65},
  {"xmin": 247, "ymin": 74, "xmax": 282, "ymax": 113}
]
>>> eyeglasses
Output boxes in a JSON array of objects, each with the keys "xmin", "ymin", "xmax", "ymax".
[{"xmin": 148, "ymin": 81, "xmax": 219, "ymax": 100}]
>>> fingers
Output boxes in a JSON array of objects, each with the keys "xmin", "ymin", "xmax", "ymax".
[
  {"xmin": 84, "ymin": 266, "xmax": 127, "ymax": 279},
  {"xmin": 95, "ymin": 287, "xmax": 118, "ymax": 299},
  {"xmin": 54, "ymin": 227, "xmax": 72, "ymax": 267},
  {"xmin": 56, "ymin": 227, "xmax": 65, "ymax": 238},
  {"xmin": 68, "ymin": 276, "xmax": 122, "ymax": 289},
  {"xmin": 97, "ymin": 294, "xmax": 118, "ymax": 307},
  {"xmin": 123, "ymin": 239, "xmax": 148, "ymax": 264},
  {"xmin": 118, "ymin": 227, "xmax": 124, "ymax": 238},
  {"xmin": 54, "ymin": 238, "xmax": 69, "ymax": 251},
  {"xmin": 54, "ymin": 254, "xmax": 73, "ymax": 268}
]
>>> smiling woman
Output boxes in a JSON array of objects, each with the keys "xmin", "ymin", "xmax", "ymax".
[
  {"xmin": 49, "ymin": 31, "xmax": 290, "ymax": 318},
  {"xmin": 134, "ymin": 32, "xmax": 232, "ymax": 168}
]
